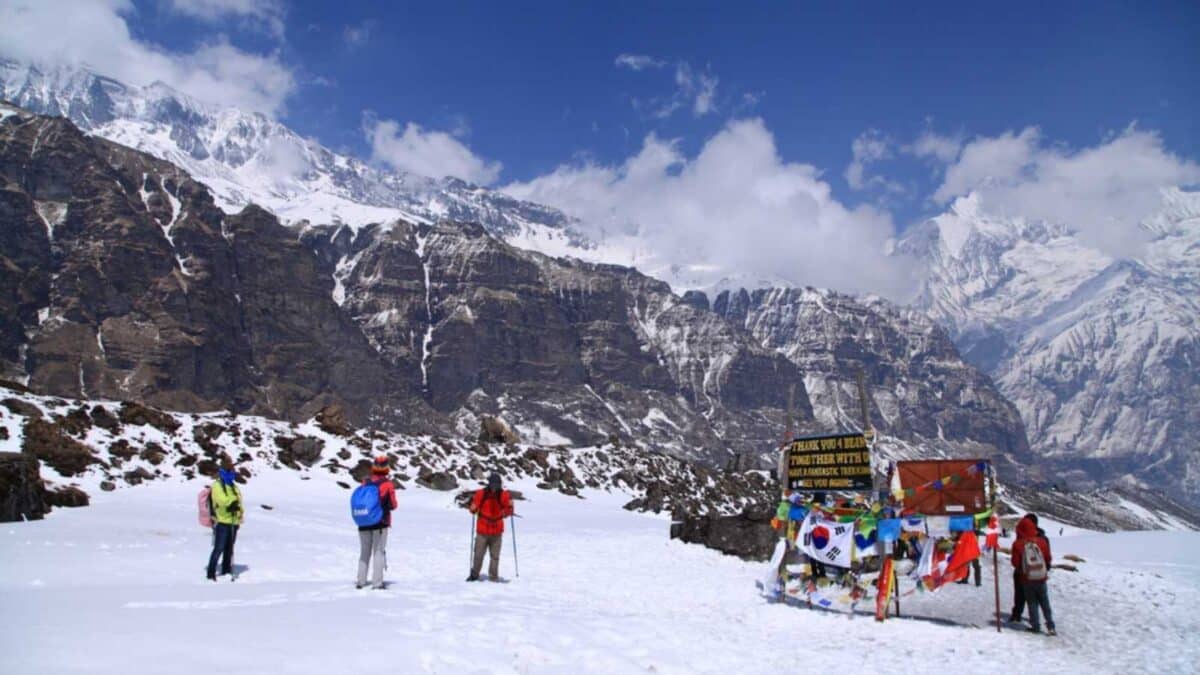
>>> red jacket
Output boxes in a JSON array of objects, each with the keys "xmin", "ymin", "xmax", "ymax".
[
  {"xmin": 471, "ymin": 489, "xmax": 513, "ymax": 536},
  {"xmin": 1011, "ymin": 516, "xmax": 1051, "ymax": 583},
  {"xmin": 360, "ymin": 476, "xmax": 398, "ymax": 530}
]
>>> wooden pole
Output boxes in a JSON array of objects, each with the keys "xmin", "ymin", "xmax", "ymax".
[
  {"xmin": 786, "ymin": 383, "xmax": 796, "ymax": 441},
  {"xmin": 893, "ymin": 565, "xmax": 901, "ymax": 618},
  {"xmin": 990, "ymin": 461, "xmax": 1002, "ymax": 633},
  {"xmin": 779, "ymin": 383, "xmax": 796, "ymax": 500},
  {"xmin": 993, "ymin": 545, "xmax": 1001, "ymax": 632}
]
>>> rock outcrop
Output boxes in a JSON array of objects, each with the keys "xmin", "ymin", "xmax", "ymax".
[
  {"xmin": 670, "ymin": 507, "xmax": 778, "ymax": 561},
  {"xmin": 0, "ymin": 452, "xmax": 47, "ymax": 521}
]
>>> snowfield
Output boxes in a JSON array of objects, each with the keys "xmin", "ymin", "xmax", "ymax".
[{"xmin": 2, "ymin": 474, "xmax": 1198, "ymax": 674}]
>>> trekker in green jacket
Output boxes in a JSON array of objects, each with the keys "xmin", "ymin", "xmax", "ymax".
[{"xmin": 206, "ymin": 458, "xmax": 244, "ymax": 581}]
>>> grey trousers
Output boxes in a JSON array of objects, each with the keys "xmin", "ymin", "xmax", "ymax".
[
  {"xmin": 472, "ymin": 534, "xmax": 502, "ymax": 580},
  {"xmin": 358, "ymin": 529, "xmax": 388, "ymax": 587},
  {"xmin": 1024, "ymin": 581, "xmax": 1055, "ymax": 630}
]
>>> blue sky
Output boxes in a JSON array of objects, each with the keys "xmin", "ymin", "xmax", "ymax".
[
  {"xmin": 112, "ymin": 0, "xmax": 1199, "ymax": 227},
  {"xmin": 2, "ymin": 0, "xmax": 1198, "ymax": 293}
]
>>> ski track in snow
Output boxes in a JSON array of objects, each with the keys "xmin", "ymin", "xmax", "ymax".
[{"xmin": 2, "ymin": 476, "xmax": 1198, "ymax": 674}]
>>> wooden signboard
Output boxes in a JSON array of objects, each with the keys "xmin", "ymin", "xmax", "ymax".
[
  {"xmin": 896, "ymin": 459, "xmax": 988, "ymax": 515},
  {"xmin": 786, "ymin": 432, "xmax": 873, "ymax": 492}
]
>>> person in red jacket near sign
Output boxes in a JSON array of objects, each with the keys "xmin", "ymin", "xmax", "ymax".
[
  {"xmin": 467, "ymin": 473, "xmax": 514, "ymax": 582},
  {"xmin": 1011, "ymin": 515, "xmax": 1056, "ymax": 635}
]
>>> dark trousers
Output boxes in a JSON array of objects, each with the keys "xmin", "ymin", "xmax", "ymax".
[
  {"xmin": 207, "ymin": 523, "xmax": 238, "ymax": 577},
  {"xmin": 957, "ymin": 558, "xmax": 982, "ymax": 586},
  {"xmin": 472, "ymin": 534, "xmax": 503, "ymax": 580},
  {"xmin": 1010, "ymin": 569, "xmax": 1025, "ymax": 619},
  {"xmin": 1024, "ymin": 581, "xmax": 1054, "ymax": 630}
]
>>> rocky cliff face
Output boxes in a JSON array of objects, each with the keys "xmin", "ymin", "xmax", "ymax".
[
  {"xmin": 300, "ymin": 219, "xmax": 807, "ymax": 465},
  {"xmin": 0, "ymin": 103, "xmax": 424, "ymax": 427},
  {"xmin": 901, "ymin": 191, "xmax": 1200, "ymax": 504},
  {"xmin": 1, "ymin": 101, "xmax": 1029, "ymax": 473},
  {"xmin": 709, "ymin": 286, "xmax": 1030, "ymax": 467}
]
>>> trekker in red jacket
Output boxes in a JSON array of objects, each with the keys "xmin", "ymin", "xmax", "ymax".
[
  {"xmin": 467, "ymin": 473, "xmax": 514, "ymax": 582},
  {"xmin": 1012, "ymin": 515, "xmax": 1056, "ymax": 635},
  {"xmin": 357, "ymin": 456, "xmax": 398, "ymax": 590}
]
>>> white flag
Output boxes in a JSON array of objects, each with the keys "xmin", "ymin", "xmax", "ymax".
[{"xmin": 799, "ymin": 514, "xmax": 855, "ymax": 568}]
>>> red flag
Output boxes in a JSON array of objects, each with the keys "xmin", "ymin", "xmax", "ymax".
[
  {"xmin": 875, "ymin": 557, "xmax": 894, "ymax": 621},
  {"xmin": 985, "ymin": 514, "xmax": 1000, "ymax": 550},
  {"xmin": 946, "ymin": 531, "xmax": 981, "ymax": 580}
]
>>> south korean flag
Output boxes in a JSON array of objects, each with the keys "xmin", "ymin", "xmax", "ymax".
[{"xmin": 799, "ymin": 513, "xmax": 855, "ymax": 569}]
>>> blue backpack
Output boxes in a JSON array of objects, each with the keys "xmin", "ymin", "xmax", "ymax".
[{"xmin": 350, "ymin": 483, "xmax": 383, "ymax": 527}]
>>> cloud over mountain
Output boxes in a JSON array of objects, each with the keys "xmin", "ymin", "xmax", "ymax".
[
  {"xmin": 0, "ymin": 0, "xmax": 295, "ymax": 116},
  {"xmin": 932, "ymin": 126, "xmax": 1200, "ymax": 255},
  {"xmin": 506, "ymin": 118, "xmax": 918, "ymax": 297}
]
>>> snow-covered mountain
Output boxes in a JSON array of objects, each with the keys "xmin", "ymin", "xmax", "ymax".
[
  {"xmin": 7, "ymin": 58, "xmax": 1197, "ymax": 507},
  {"xmin": 0, "ymin": 59, "xmax": 590, "ymax": 250},
  {"xmin": 901, "ymin": 190, "xmax": 1200, "ymax": 504}
]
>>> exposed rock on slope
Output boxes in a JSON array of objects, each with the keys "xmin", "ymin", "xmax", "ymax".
[
  {"xmin": 0, "ymin": 386, "xmax": 776, "ymax": 519},
  {"xmin": 301, "ymin": 218, "xmax": 806, "ymax": 465},
  {"xmin": 0, "ymin": 451, "xmax": 46, "ymax": 521},
  {"xmin": 711, "ymin": 286, "xmax": 1030, "ymax": 467},
  {"xmin": 0, "ymin": 103, "xmax": 425, "ymax": 427}
]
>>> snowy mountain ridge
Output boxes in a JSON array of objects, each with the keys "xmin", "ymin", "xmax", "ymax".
[
  {"xmin": 900, "ymin": 188, "xmax": 1200, "ymax": 504},
  {"xmin": 6, "ymin": 59, "xmax": 1198, "ymax": 507},
  {"xmin": 0, "ymin": 59, "xmax": 590, "ymax": 250}
]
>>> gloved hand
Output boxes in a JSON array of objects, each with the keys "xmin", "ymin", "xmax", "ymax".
[{"xmin": 228, "ymin": 500, "xmax": 241, "ymax": 514}]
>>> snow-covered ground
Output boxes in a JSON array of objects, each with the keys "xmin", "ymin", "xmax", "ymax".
[{"xmin": 2, "ymin": 474, "xmax": 1198, "ymax": 674}]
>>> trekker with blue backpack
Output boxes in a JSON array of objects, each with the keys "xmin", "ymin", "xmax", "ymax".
[{"xmin": 352, "ymin": 456, "xmax": 398, "ymax": 589}]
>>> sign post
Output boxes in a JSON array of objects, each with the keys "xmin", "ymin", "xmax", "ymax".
[{"xmin": 990, "ymin": 462, "xmax": 1002, "ymax": 633}]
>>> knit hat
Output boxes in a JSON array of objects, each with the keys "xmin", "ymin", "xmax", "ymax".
[
  {"xmin": 371, "ymin": 456, "xmax": 390, "ymax": 475},
  {"xmin": 487, "ymin": 472, "xmax": 501, "ymax": 491},
  {"xmin": 220, "ymin": 457, "xmax": 235, "ymax": 472}
]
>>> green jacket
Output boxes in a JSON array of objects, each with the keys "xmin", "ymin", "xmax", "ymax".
[{"xmin": 210, "ymin": 481, "xmax": 243, "ymax": 526}]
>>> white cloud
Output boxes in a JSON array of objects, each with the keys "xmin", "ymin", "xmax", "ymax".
[
  {"xmin": 620, "ymin": 57, "xmax": 719, "ymax": 119},
  {"xmin": 0, "ymin": 0, "xmax": 296, "ymax": 116},
  {"xmin": 364, "ymin": 115, "xmax": 502, "ymax": 185},
  {"xmin": 614, "ymin": 53, "xmax": 666, "ymax": 71},
  {"xmin": 504, "ymin": 118, "xmax": 916, "ymax": 297},
  {"xmin": 907, "ymin": 130, "xmax": 962, "ymax": 164},
  {"xmin": 845, "ymin": 129, "xmax": 905, "ymax": 197},
  {"xmin": 845, "ymin": 129, "xmax": 891, "ymax": 190},
  {"xmin": 674, "ymin": 62, "xmax": 718, "ymax": 117},
  {"xmin": 168, "ymin": 0, "xmax": 286, "ymax": 39},
  {"xmin": 933, "ymin": 125, "xmax": 1200, "ymax": 254},
  {"xmin": 343, "ymin": 19, "xmax": 376, "ymax": 48}
]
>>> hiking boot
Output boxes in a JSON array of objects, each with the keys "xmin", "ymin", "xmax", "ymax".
[
  {"xmin": 355, "ymin": 583, "xmax": 366, "ymax": 589},
  {"xmin": 206, "ymin": 573, "xmax": 217, "ymax": 582},
  {"xmin": 1028, "ymin": 626, "xmax": 1041, "ymax": 634},
  {"xmin": 372, "ymin": 584, "xmax": 386, "ymax": 590},
  {"xmin": 1047, "ymin": 627, "xmax": 1057, "ymax": 636},
  {"xmin": 466, "ymin": 573, "xmax": 480, "ymax": 582}
]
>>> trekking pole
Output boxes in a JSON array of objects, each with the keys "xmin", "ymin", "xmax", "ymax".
[
  {"xmin": 469, "ymin": 514, "xmax": 477, "ymax": 576},
  {"xmin": 510, "ymin": 514, "xmax": 519, "ymax": 579}
]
